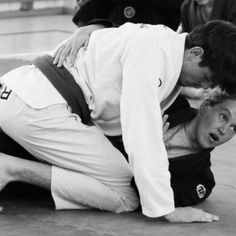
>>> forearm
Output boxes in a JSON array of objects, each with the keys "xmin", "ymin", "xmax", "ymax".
[{"xmin": 120, "ymin": 30, "xmax": 175, "ymax": 217}]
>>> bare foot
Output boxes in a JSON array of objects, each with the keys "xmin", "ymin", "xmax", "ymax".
[{"xmin": 0, "ymin": 152, "xmax": 18, "ymax": 191}]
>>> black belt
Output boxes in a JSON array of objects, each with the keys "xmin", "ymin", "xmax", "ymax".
[{"xmin": 32, "ymin": 55, "xmax": 91, "ymax": 125}]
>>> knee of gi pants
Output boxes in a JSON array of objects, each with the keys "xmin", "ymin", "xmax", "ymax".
[{"xmin": 51, "ymin": 165, "xmax": 139, "ymax": 213}]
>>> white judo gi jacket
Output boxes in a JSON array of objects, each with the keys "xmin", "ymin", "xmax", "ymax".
[
  {"xmin": 68, "ymin": 23, "xmax": 186, "ymax": 217},
  {"xmin": 1, "ymin": 23, "xmax": 187, "ymax": 217}
]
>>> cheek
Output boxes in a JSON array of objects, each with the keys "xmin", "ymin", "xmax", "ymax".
[
  {"xmin": 199, "ymin": 116, "xmax": 212, "ymax": 130},
  {"xmin": 196, "ymin": 118, "xmax": 213, "ymax": 147},
  {"xmin": 221, "ymin": 133, "xmax": 235, "ymax": 144},
  {"xmin": 203, "ymin": 112, "xmax": 218, "ymax": 127},
  {"xmin": 195, "ymin": 126, "xmax": 209, "ymax": 148},
  {"xmin": 213, "ymin": 132, "xmax": 235, "ymax": 147}
]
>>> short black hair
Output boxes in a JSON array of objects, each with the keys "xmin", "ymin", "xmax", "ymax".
[{"xmin": 185, "ymin": 20, "xmax": 236, "ymax": 95}]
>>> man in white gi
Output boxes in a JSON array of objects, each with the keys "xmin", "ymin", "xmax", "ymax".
[{"xmin": 1, "ymin": 20, "xmax": 236, "ymax": 222}]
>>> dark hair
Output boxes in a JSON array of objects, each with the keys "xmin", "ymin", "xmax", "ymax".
[{"xmin": 185, "ymin": 20, "xmax": 236, "ymax": 95}]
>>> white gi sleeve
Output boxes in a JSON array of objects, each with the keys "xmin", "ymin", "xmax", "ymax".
[{"xmin": 120, "ymin": 31, "xmax": 175, "ymax": 217}]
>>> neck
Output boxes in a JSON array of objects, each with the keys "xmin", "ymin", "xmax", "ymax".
[{"xmin": 184, "ymin": 118, "xmax": 200, "ymax": 150}]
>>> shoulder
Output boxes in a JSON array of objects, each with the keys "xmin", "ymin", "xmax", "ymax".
[
  {"xmin": 119, "ymin": 23, "xmax": 177, "ymax": 42},
  {"xmin": 165, "ymin": 96, "xmax": 197, "ymax": 128}
]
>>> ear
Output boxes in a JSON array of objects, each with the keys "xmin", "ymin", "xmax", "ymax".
[
  {"xmin": 189, "ymin": 47, "xmax": 204, "ymax": 58},
  {"xmin": 199, "ymin": 98, "xmax": 211, "ymax": 116}
]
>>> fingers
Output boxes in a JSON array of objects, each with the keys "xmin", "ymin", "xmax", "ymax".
[
  {"xmin": 68, "ymin": 46, "xmax": 78, "ymax": 67},
  {"xmin": 212, "ymin": 214, "xmax": 219, "ymax": 221},
  {"xmin": 52, "ymin": 36, "xmax": 84, "ymax": 68},
  {"xmin": 0, "ymin": 206, "xmax": 3, "ymax": 212},
  {"xmin": 67, "ymin": 38, "xmax": 85, "ymax": 66},
  {"xmin": 202, "ymin": 213, "xmax": 219, "ymax": 222},
  {"xmin": 52, "ymin": 25, "xmax": 102, "ymax": 67},
  {"xmin": 163, "ymin": 121, "xmax": 170, "ymax": 134},
  {"xmin": 163, "ymin": 207, "xmax": 219, "ymax": 223},
  {"xmin": 57, "ymin": 44, "xmax": 72, "ymax": 67},
  {"xmin": 53, "ymin": 44, "xmax": 67, "ymax": 67},
  {"xmin": 162, "ymin": 114, "xmax": 168, "ymax": 122},
  {"xmin": 195, "ymin": 210, "xmax": 219, "ymax": 223},
  {"xmin": 162, "ymin": 114, "xmax": 169, "ymax": 134}
]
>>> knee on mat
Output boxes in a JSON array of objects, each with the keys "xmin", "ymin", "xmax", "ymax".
[{"xmin": 114, "ymin": 188, "xmax": 140, "ymax": 213}]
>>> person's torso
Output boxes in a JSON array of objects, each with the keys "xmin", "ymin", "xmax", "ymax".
[{"xmin": 66, "ymin": 23, "xmax": 186, "ymax": 135}]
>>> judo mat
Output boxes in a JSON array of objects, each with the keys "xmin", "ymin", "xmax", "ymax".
[
  {"xmin": 0, "ymin": 57, "xmax": 29, "ymax": 76},
  {"xmin": 0, "ymin": 55, "xmax": 236, "ymax": 236}
]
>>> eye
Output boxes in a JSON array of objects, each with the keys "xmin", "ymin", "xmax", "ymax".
[
  {"xmin": 229, "ymin": 126, "xmax": 236, "ymax": 133},
  {"xmin": 219, "ymin": 113, "xmax": 228, "ymax": 122}
]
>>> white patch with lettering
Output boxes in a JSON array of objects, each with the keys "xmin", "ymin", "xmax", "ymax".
[
  {"xmin": 196, "ymin": 184, "xmax": 206, "ymax": 199},
  {"xmin": 124, "ymin": 6, "xmax": 135, "ymax": 19}
]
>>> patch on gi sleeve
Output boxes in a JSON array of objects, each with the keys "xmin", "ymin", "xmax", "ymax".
[
  {"xmin": 123, "ymin": 6, "xmax": 136, "ymax": 19},
  {"xmin": 196, "ymin": 184, "xmax": 206, "ymax": 199},
  {"xmin": 158, "ymin": 78, "xmax": 162, "ymax": 87}
]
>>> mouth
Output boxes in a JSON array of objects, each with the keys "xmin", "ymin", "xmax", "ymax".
[{"xmin": 209, "ymin": 133, "xmax": 219, "ymax": 142}]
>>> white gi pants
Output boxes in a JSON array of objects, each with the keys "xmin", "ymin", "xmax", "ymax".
[{"xmin": 0, "ymin": 88, "xmax": 139, "ymax": 213}]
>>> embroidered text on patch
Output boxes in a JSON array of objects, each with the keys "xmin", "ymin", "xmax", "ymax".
[
  {"xmin": 196, "ymin": 184, "xmax": 206, "ymax": 199},
  {"xmin": 124, "ymin": 6, "xmax": 135, "ymax": 19}
]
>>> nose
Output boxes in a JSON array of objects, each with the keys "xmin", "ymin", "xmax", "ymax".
[{"xmin": 218, "ymin": 124, "xmax": 229, "ymax": 135}]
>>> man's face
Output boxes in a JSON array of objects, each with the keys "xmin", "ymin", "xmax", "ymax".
[
  {"xmin": 180, "ymin": 47, "xmax": 213, "ymax": 90},
  {"xmin": 195, "ymin": 99, "xmax": 236, "ymax": 149}
]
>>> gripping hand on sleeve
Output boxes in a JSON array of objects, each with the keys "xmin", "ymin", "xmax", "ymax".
[{"xmin": 52, "ymin": 24, "xmax": 105, "ymax": 67}]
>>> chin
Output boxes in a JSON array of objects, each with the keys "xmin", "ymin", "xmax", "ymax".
[
  {"xmin": 198, "ymin": 139, "xmax": 210, "ymax": 149},
  {"xmin": 200, "ymin": 144, "xmax": 209, "ymax": 149}
]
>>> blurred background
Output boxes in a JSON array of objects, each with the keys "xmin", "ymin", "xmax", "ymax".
[{"xmin": 0, "ymin": 0, "xmax": 77, "ymax": 55}]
